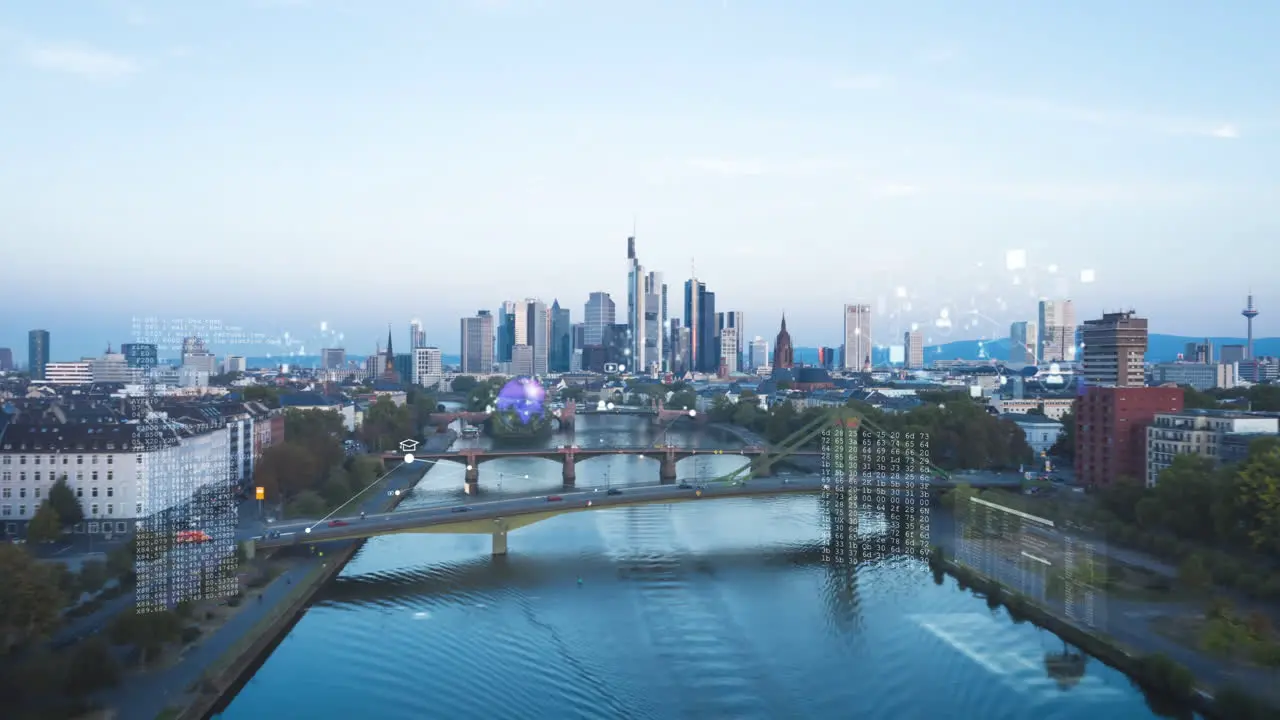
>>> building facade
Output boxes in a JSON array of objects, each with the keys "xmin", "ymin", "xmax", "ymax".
[
  {"xmin": 412, "ymin": 347, "xmax": 444, "ymax": 386},
  {"xmin": 1145, "ymin": 409, "xmax": 1279, "ymax": 487},
  {"xmin": 461, "ymin": 310, "xmax": 496, "ymax": 374},
  {"xmin": 1009, "ymin": 321, "xmax": 1038, "ymax": 365},
  {"xmin": 773, "ymin": 315, "xmax": 794, "ymax": 370},
  {"xmin": 842, "ymin": 304, "xmax": 872, "ymax": 371},
  {"xmin": 1076, "ymin": 385, "xmax": 1183, "ymax": 487},
  {"xmin": 1038, "ymin": 300, "xmax": 1076, "ymax": 363},
  {"xmin": 903, "ymin": 331, "xmax": 924, "ymax": 370},
  {"xmin": 28, "ymin": 330, "xmax": 50, "ymax": 381},
  {"xmin": 1081, "ymin": 311, "xmax": 1148, "ymax": 388},
  {"xmin": 1151, "ymin": 362, "xmax": 1235, "ymax": 391}
]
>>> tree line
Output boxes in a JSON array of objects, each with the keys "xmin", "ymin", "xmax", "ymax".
[{"xmin": 252, "ymin": 408, "xmax": 386, "ymax": 518}]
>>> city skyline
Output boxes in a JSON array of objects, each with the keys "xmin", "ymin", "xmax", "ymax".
[{"xmin": 2, "ymin": 2, "xmax": 1277, "ymax": 354}]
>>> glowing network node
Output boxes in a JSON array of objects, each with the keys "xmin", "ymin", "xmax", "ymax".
[
  {"xmin": 606, "ymin": 402, "xmax": 615, "ymax": 410},
  {"xmin": 1080, "ymin": 269, "xmax": 1096, "ymax": 283},
  {"xmin": 404, "ymin": 453, "xmax": 415, "ymax": 464},
  {"xmin": 1005, "ymin": 249, "xmax": 1027, "ymax": 271}
]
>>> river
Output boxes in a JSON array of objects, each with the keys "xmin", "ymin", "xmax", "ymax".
[{"xmin": 216, "ymin": 414, "xmax": 1185, "ymax": 719}]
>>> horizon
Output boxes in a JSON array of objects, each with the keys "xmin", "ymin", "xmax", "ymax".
[{"xmin": 2, "ymin": 2, "xmax": 1277, "ymax": 359}]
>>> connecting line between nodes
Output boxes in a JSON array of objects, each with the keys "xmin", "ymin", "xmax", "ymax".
[{"xmin": 304, "ymin": 456, "xmax": 455, "ymax": 532}]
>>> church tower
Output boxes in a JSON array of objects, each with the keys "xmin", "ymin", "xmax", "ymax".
[{"xmin": 773, "ymin": 314, "xmax": 794, "ymax": 370}]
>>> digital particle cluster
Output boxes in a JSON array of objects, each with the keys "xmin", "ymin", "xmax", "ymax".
[
  {"xmin": 130, "ymin": 315, "xmax": 269, "ymax": 353},
  {"xmin": 821, "ymin": 417, "xmax": 931, "ymax": 566},
  {"xmin": 955, "ymin": 496, "xmax": 1107, "ymax": 631}
]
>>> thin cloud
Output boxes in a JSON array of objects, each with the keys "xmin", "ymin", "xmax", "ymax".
[
  {"xmin": 688, "ymin": 157, "xmax": 765, "ymax": 177},
  {"xmin": 876, "ymin": 183, "xmax": 921, "ymax": 198},
  {"xmin": 26, "ymin": 43, "xmax": 139, "ymax": 79},
  {"xmin": 1207, "ymin": 124, "xmax": 1240, "ymax": 140},
  {"xmin": 953, "ymin": 91, "xmax": 1243, "ymax": 140},
  {"xmin": 685, "ymin": 157, "xmax": 847, "ymax": 178}
]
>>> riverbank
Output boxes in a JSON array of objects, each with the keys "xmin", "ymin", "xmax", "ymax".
[
  {"xmin": 101, "ymin": 430, "xmax": 459, "ymax": 720},
  {"xmin": 929, "ymin": 508, "xmax": 1280, "ymax": 720}
]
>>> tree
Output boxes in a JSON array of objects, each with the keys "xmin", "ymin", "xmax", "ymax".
[
  {"xmin": 1049, "ymin": 408, "xmax": 1075, "ymax": 460},
  {"xmin": 450, "ymin": 375, "xmax": 479, "ymax": 394},
  {"xmin": 321, "ymin": 466, "xmax": 353, "ymax": 509},
  {"xmin": 1147, "ymin": 454, "xmax": 1218, "ymax": 541},
  {"xmin": 108, "ymin": 608, "xmax": 182, "ymax": 665},
  {"xmin": 64, "ymin": 635, "xmax": 121, "ymax": 696},
  {"xmin": 106, "ymin": 539, "xmax": 136, "ymax": 582},
  {"xmin": 241, "ymin": 385, "xmax": 282, "ymax": 407},
  {"xmin": 47, "ymin": 475, "xmax": 84, "ymax": 527},
  {"xmin": 1180, "ymin": 385, "xmax": 1221, "ymax": 410},
  {"xmin": 78, "ymin": 559, "xmax": 108, "ymax": 595},
  {"xmin": 360, "ymin": 397, "xmax": 415, "ymax": 452},
  {"xmin": 0, "ymin": 544, "xmax": 63, "ymax": 653},
  {"xmin": 254, "ymin": 442, "xmax": 321, "ymax": 501},
  {"xmin": 667, "ymin": 389, "xmax": 697, "ymax": 411},
  {"xmin": 1178, "ymin": 553, "xmax": 1212, "ymax": 592},
  {"xmin": 285, "ymin": 490, "xmax": 327, "ymax": 519},
  {"xmin": 26, "ymin": 501, "xmax": 64, "ymax": 543},
  {"xmin": 1235, "ymin": 447, "xmax": 1280, "ymax": 553}
]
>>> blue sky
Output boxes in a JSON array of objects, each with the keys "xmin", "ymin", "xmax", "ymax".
[{"xmin": 2, "ymin": 0, "xmax": 1278, "ymax": 359}]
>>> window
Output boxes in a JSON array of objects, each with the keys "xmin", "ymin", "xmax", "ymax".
[
  {"xmin": 0, "ymin": 505, "xmax": 9, "ymax": 517},
  {"xmin": 107, "ymin": 486, "xmax": 114, "ymax": 497},
  {"xmin": 0, "ymin": 472, "xmax": 8, "ymax": 483},
  {"xmin": 18, "ymin": 472, "xmax": 24, "ymax": 482},
  {"xmin": 91, "ymin": 487, "xmax": 99, "ymax": 498},
  {"xmin": 136, "ymin": 454, "xmax": 143, "ymax": 464},
  {"xmin": 18, "ymin": 456, "xmax": 25, "ymax": 465},
  {"xmin": 33, "ymin": 456, "xmax": 40, "ymax": 465},
  {"xmin": 61, "ymin": 456, "xmax": 68, "ymax": 464},
  {"xmin": 0, "ymin": 457, "xmax": 8, "ymax": 465},
  {"xmin": 34, "ymin": 488, "xmax": 41, "ymax": 499},
  {"xmin": 115, "ymin": 521, "xmax": 126, "ymax": 533},
  {"xmin": 33, "ymin": 472, "xmax": 40, "ymax": 482},
  {"xmin": 91, "ymin": 504, "xmax": 99, "ymax": 516},
  {"xmin": 77, "ymin": 456, "xmax": 83, "ymax": 464},
  {"xmin": 135, "ymin": 502, "xmax": 143, "ymax": 515},
  {"xmin": 106, "ymin": 504, "xmax": 114, "ymax": 515},
  {"xmin": 92, "ymin": 471, "xmax": 98, "ymax": 481},
  {"xmin": 1, "ymin": 488, "xmax": 9, "ymax": 499},
  {"xmin": 76, "ymin": 487, "xmax": 83, "ymax": 498},
  {"xmin": 107, "ymin": 471, "xmax": 114, "ymax": 481},
  {"xmin": 18, "ymin": 505, "xmax": 26, "ymax": 516},
  {"xmin": 92, "ymin": 455, "xmax": 98, "ymax": 465},
  {"xmin": 88, "ymin": 522, "xmax": 99, "ymax": 533},
  {"xmin": 17, "ymin": 488, "xmax": 25, "ymax": 499}
]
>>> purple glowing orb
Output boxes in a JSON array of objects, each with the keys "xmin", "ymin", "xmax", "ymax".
[{"xmin": 495, "ymin": 377, "xmax": 546, "ymax": 424}]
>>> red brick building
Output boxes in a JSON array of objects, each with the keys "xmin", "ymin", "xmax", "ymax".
[
  {"xmin": 253, "ymin": 409, "xmax": 286, "ymax": 462},
  {"xmin": 1076, "ymin": 385, "xmax": 1183, "ymax": 486}
]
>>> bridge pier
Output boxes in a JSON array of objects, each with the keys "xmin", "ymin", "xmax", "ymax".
[
  {"xmin": 659, "ymin": 455, "xmax": 678, "ymax": 482},
  {"xmin": 465, "ymin": 480, "xmax": 480, "ymax": 495},
  {"xmin": 465, "ymin": 463, "xmax": 479, "ymax": 484},
  {"xmin": 562, "ymin": 458, "xmax": 576, "ymax": 485},
  {"xmin": 492, "ymin": 530, "xmax": 508, "ymax": 556}
]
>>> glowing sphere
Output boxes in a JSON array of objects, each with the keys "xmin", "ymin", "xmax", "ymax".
[{"xmin": 495, "ymin": 376, "xmax": 546, "ymax": 424}]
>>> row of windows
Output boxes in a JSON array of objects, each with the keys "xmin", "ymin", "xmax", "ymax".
[
  {"xmin": 2, "ymin": 454, "xmax": 134, "ymax": 465},
  {"xmin": 1, "ymin": 470, "xmax": 122, "ymax": 483},
  {"xmin": 1, "ymin": 502, "xmax": 136, "ymax": 517},
  {"xmin": 2, "ymin": 521, "xmax": 130, "ymax": 536}
]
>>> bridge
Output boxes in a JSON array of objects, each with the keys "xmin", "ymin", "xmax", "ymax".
[
  {"xmin": 252, "ymin": 474, "xmax": 1022, "ymax": 557},
  {"xmin": 383, "ymin": 445, "xmax": 818, "ymax": 490},
  {"xmin": 425, "ymin": 400, "xmax": 697, "ymax": 431}
]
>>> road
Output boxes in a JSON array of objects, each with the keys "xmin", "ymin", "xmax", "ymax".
[{"xmin": 255, "ymin": 474, "xmax": 1021, "ymax": 549}]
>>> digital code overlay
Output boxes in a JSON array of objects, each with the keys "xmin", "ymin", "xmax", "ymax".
[
  {"xmin": 955, "ymin": 496, "xmax": 1107, "ymax": 631},
  {"xmin": 129, "ymin": 344, "xmax": 238, "ymax": 613},
  {"xmin": 821, "ymin": 417, "xmax": 931, "ymax": 566}
]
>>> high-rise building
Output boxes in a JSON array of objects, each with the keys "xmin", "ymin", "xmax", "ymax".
[
  {"xmin": 461, "ymin": 310, "xmax": 495, "ymax": 374},
  {"xmin": 511, "ymin": 344, "xmax": 534, "ymax": 376},
  {"xmin": 181, "ymin": 337, "xmax": 217, "ymax": 375},
  {"xmin": 1038, "ymin": 299, "xmax": 1077, "ymax": 363},
  {"xmin": 903, "ymin": 331, "xmax": 924, "ymax": 370},
  {"xmin": 1220, "ymin": 344, "xmax": 1246, "ymax": 365},
  {"xmin": 749, "ymin": 336, "xmax": 768, "ymax": 371},
  {"xmin": 497, "ymin": 301, "xmax": 517, "ymax": 364},
  {"xmin": 626, "ymin": 236, "xmax": 647, "ymax": 374},
  {"xmin": 121, "ymin": 343, "xmax": 158, "ymax": 369},
  {"xmin": 718, "ymin": 327, "xmax": 739, "ymax": 374},
  {"xmin": 223, "ymin": 356, "xmax": 247, "ymax": 374},
  {"xmin": 773, "ymin": 315, "xmax": 794, "ymax": 370},
  {"xmin": 1081, "ymin": 311, "xmax": 1148, "ymax": 388},
  {"xmin": 699, "ymin": 290, "xmax": 716, "ymax": 372},
  {"xmin": 0, "ymin": 348, "xmax": 11, "ymax": 371},
  {"xmin": 28, "ymin": 329, "xmax": 49, "ymax": 380},
  {"xmin": 716, "ymin": 311, "xmax": 744, "ymax": 374},
  {"xmin": 550, "ymin": 300, "xmax": 572, "ymax": 372},
  {"xmin": 321, "ymin": 348, "xmax": 346, "ymax": 370},
  {"xmin": 409, "ymin": 319, "xmax": 425, "ymax": 350},
  {"xmin": 683, "ymin": 279, "xmax": 703, "ymax": 371},
  {"xmin": 818, "ymin": 346, "xmax": 837, "ymax": 370},
  {"xmin": 673, "ymin": 323, "xmax": 692, "ymax": 375},
  {"xmin": 1008, "ymin": 322, "xmax": 1038, "ymax": 365},
  {"xmin": 584, "ymin": 292, "xmax": 614, "ymax": 347},
  {"xmin": 842, "ymin": 304, "xmax": 872, "ymax": 371},
  {"xmin": 412, "ymin": 347, "xmax": 443, "ymax": 385},
  {"xmin": 525, "ymin": 299, "xmax": 549, "ymax": 375},
  {"xmin": 1183, "ymin": 339, "xmax": 1213, "ymax": 363},
  {"xmin": 643, "ymin": 271, "xmax": 664, "ymax": 375}
]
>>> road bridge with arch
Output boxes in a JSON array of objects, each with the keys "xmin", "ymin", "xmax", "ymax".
[
  {"xmin": 383, "ymin": 445, "xmax": 816, "ymax": 491},
  {"xmin": 425, "ymin": 400, "xmax": 698, "ymax": 432},
  {"xmin": 251, "ymin": 474, "xmax": 1023, "ymax": 557}
]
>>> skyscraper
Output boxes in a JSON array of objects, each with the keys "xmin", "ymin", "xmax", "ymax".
[
  {"xmin": 626, "ymin": 236, "xmax": 646, "ymax": 374},
  {"xmin": 1009, "ymin": 321, "xmax": 1038, "ymax": 365},
  {"xmin": 683, "ymin": 279, "xmax": 704, "ymax": 371},
  {"xmin": 321, "ymin": 348, "xmax": 346, "ymax": 370},
  {"xmin": 550, "ymin": 300, "xmax": 572, "ymax": 372},
  {"xmin": 718, "ymin": 327, "xmax": 739, "ymax": 374},
  {"xmin": 409, "ymin": 319, "xmax": 425, "ymax": 349},
  {"xmin": 584, "ymin": 292, "xmax": 615, "ymax": 347},
  {"xmin": 1038, "ymin": 299, "xmax": 1077, "ymax": 363},
  {"xmin": 496, "ymin": 301, "xmax": 516, "ymax": 364},
  {"xmin": 461, "ymin": 310, "xmax": 495, "ymax": 374},
  {"xmin": 525, "ymin": 299, "xmax": 549, "ymax": 375},
  {"xmin": 27, "ymin": 331, "xmax": 50, "ymax": 381},
  {"xmin": 749, "ymin": 336, "xmax": 768, "ymax": 371},
  {"xmin": 643, "ymin": 271, "xmax": 664, "ymax": 375},
  {"xmin": 1081, "ymin": 311, "xmax": 1148, "ymax": 387},
  {"xmin": 842, "ymin": 304, "xmax": 872, "ymax": 371},
  {"xmin": 903, "ymin": 331, "xmax": 924, "ymax": 370},
  {"xmin": 716, "ymin": 311, "xmax": 744, "ymax": 373}
]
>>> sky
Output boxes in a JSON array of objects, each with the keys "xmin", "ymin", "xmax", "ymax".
[{"xmin": 2, "ymin": 0, "xmax": 1278, "ymax": 359}]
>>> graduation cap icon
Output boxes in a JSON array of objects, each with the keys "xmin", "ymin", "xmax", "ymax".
[{"xmin": 398, "ymin": 439, "xmax": 420, "ymax": 453}]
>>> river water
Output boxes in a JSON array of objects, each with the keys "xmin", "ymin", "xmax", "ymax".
[{"xmin": 217, "ymin": 415, "xmax": 1181, "ymax": 719}]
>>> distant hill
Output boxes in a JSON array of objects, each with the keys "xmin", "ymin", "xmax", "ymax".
[{"xmin": 796, "ymin": 335, "xmax": 1280, "ymax": 366}]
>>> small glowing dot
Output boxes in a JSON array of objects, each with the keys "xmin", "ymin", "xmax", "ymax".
[
  {"xmin": 606, "ymin": 402, "xmax": 615, "ymax": 410},
  {"xmin": 1080, "ymin": 269, "xmax": 1096, "ymax": 283},
  {"xmin": 1047, "ymin": 264, "xmax": 1059, "ymax": 274},
  {"xmin": 394, "ymin": 489, "xmax": 401, "ymax": 496},
  {"xmin": 895, "ymin": 286, "xmax": 908, "ymax": 298},
  {"xmin": 403, "ymin": 453, "xmax": 415, "ymax": 464},
  {"xmin": 1005, "ymin": 249, "xmax": 1027, "ymax": 271},
  {"xmin": 466, "ymin": 465, "xmax": 474, "ymax": 471},
  {"xmin": 688, "ymin": 409, "xmax": 697, "ymax": 417},
  {"xmin": 304, "ymin": 527, "xmax": 311, "ymax": 533}
]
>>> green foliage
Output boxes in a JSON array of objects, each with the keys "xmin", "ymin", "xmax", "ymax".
[
  {"xmin": 26, "ymin": 501, "xmax": 64, "ymax": 543},
  {"xmin": 466, "ymin": 377, "xmax": 505, "ymax": 412},
  {"xmin": 360, "ymin": 396, "xmax": 416, "ymax": 452},
  {"xmin": 1048, "ymin": 407, "xmax": 1075, "ymax": 459},
  {"xmin": 1179, "ymin": 385, "xmax": 1222, "ymax": 410},
  {"xmin": 241, "ymin": 385, "xmax": 282, "ymax": 407},
  {"xmin": 77, "ymin": 559, "xmax": 108, "ymax": 595},
  {"xmin": 0, "ymin": 544, "xmax": 64, "ymax": 654},
  {"xmin": 449, "ymin": 375, "xmax": 480, "ymax": 394},
  {"xmin": 63, "ymin": 635, "xmax": 120, "ymax": 696},
  {"xmin": 47, "ymin": 475, "xmax": 84, "ymax": 527},
  {"xmin": 106, "ymin": 539, "xmax": 135, "ymax": 581},
  {"xmin": 1134, "ymin": 653, "xmax": 1195, "ymax": 698},
  {"xmin": 1177, "ymin": 553, "xmax": 1211, "ymax": 591},
  {"xmin": 321, "ymin": 467, "xmax": 353, "ymax": 509},
  {"xmin": 108, "ymin": 608, "xmax": 182, "ymax": 665},
  {"xmin": 285, "ymin": 490, "xmax": 328, "ymax": 519}
]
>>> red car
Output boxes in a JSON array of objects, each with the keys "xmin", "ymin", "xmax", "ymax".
[
  {"xmin": 328, "ymin": 520, "xmax": 349, "ymax": 527},
  {"xmin": 547, "ymin": 495, "xmax": 563, "ymax": 502}
]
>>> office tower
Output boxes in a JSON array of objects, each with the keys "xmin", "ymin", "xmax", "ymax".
[
  {"xmin": 749, "ymin": 336, "xmax": 768, "ymax": 371},
  {"xmin": 643, "ymin": 271, "xmax": 664, "ymax": 375},
  {"xmin": 659, "ymin": 279, "xmax": 669, "ymax": 371},
  {"xmin": 584, "ymin": 292, "xmax": 614, "ymax": 347},
  {"xmin": 1008, "ymin": 322, "xmax": 1038, "ymax": 365},
  {"xmin": 28, "ymin": 329, "xmax": 49, "ymax": 380},
  {"xmin": 524, "ymin": 299, "xmax": 549, "ymax": 375},
  {"xmin": 1220, "ymin": 344, "xmax": 1246, "ymax": 365},
  {"xmin": 121, "ymin": 343, "xmax": 158, "ymax": 369},
  {"xmin": 1183, "ymin": 340, "xmax": 1213, "ymax": 363},
  {"xmin": 550, "ymin": 300, "xmax": 572, "ymax": 372},
  {"xmin": 497, "ymin": 301, "xmax": 517, "ymax": 363},
  {"xmin": 683, "ymin": 279, "xmax": 704, "ymax": 371},
  {"xmin": 1038, "ymin": 299, "xmax": 1077, "ymax": 363},
  {"xmin": 842, "ymin": 304, "xmax": 872, "ymax": 371},
  {"xmin": 181, "ymin": 336, "xmax": 217, "ymax": 374},
  {"xmin": 0, "ymin": 348, "xmax": 11, "ymax": 371},
  {"xmin": 410, "ymin": 319, "xmax": 425, "ymax": 350},
  {"xmin": 1081, "ymin": 311, "xmax": 1148, "ymax": 387},
  {"xmin": 321, "ymin": 348, "xmax": 346, "ymax": 370},
  {"xmin": 718, "ymin": 327, "xmax": 739, "ymax": 374},
  {"xmin": 412, "ymin": 347, "xmax": 443, "ymax": 385},
  {"xmin": 511, "ymin": 344, "xmax": 534, "ymax": 376},
  {"xmin": 626, "ymin": 236, "xmax": 647, "ymax": 373},
  {"xmin": 223, "ymin": 356, "xmax": 246, "ymax": 374},
  {"xmin": 461, "ymin": 310, "xmax": 495, "ymax": 374},
  {"xmin": 903, "ymin": 331, "xmax": 924, "ymax": 370},
  {"xmin": 699, "ymin": 290, "xmax": 717, "ymax": 372},
  {"xmin": 716, "ymin": 311, "xmax": 744, "ymax": 373},
  {"xmin": 673, "ymin": 324, "xmax": 692, "ymax": 375},
  {"xmin": 773, "ymin": 315, "xmax": 794, "ymax": 369}
]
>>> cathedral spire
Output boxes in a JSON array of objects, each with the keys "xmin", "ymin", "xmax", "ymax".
[
  {"xmin": 780, "ymin": 313, "xmax": 787, "ymax": 332},
  {"xmin": 384, "ymin": 324, "xmax": 395, "ymax": 373}
]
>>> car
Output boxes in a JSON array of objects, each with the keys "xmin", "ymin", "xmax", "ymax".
[
  {"xmin": 328, "ymin": 520, "xmax": 349, "ymax": 527},
  {"xmin": 606, "ymin": 488, "xmax": 623, "ymax": 495},
  {"xmin": 452, "ymin": 506, "xmax": 472, "ymax": 513},
  {"xmin": 547, "ymin": 495, "xmax": 563, "ymax": 502},
  {"xmin": 678, "ymin": 482, "xmax": 693, "ymax": 489}
]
